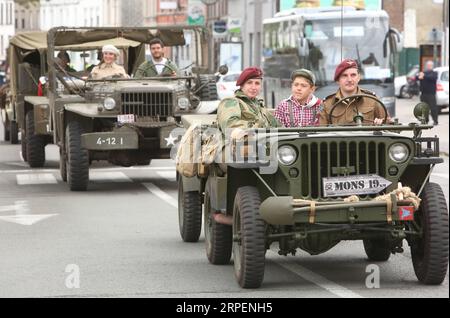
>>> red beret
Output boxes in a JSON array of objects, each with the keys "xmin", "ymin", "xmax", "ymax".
[
  {"xmin": 334, "ymin": 59, "xmax": 359, "ymax": 81},
  {"xmin": 236, "ymin": 67, "xmax": 263, "ymax": 86}
]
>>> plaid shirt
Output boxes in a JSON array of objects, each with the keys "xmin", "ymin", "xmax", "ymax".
[{"xmin": 274, "ymin": 95, "xmax": 322, "ymax": 127}]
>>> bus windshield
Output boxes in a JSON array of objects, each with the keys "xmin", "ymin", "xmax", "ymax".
[{"xmin": 263, "ymin": 16, "xmax": 392, "ymax": 86}]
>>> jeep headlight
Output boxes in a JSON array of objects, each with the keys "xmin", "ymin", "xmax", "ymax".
[
  {"xmin": 103, "ymin": 97, "xmax": 117, "ymax": 111},
  {"xmin": 278, "ymin": 145, "xmax": 297, "ymax": 166},
  {"xmin": 389, "ymin": 143, "xmax": 409, "ymax": 163},
  {"xmin": 178, "ymin": 97, "xmax": 190, "ymax": 110}
]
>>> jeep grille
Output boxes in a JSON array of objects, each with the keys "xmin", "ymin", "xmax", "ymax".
[
  {"xmin": 121, "ymin": 92, "xmax": 173, "ymax": 118},
  {"xmin": 300, "ymin": 141, "xmax": 386, "ymax": 199}
]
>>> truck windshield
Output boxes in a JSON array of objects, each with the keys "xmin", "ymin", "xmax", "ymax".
[{"xmin": 263, "ymin": 16, "xmax": 392, "ymax": 86}]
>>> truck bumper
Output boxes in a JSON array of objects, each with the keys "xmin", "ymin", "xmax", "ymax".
[
  {"xmin": 259, "ymin": 196, "xmax": 415, "ymax": 225},
  {"xmin": 81, "ymin": 128, "xmax": 139, "ymax": 150}
]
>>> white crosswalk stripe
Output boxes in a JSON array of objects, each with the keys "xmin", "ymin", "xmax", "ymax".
[{"xmin": 16, "ymin": 174, "xmax": 58, "ymax": 185}]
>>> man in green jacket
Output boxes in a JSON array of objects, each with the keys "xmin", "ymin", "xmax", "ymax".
[{"xmin": 134, "ymin": 38, "xmax": 179, "ymax": 78}]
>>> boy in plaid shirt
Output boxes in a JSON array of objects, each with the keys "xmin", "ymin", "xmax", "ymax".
[{"xmin": 274, "ymin": 69, "xmax": 323, "ymax": 127}]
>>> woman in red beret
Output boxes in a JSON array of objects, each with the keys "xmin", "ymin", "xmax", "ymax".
[{"xmin": 217, "ymin": 67, "xmax": 280, "ymax": 136}]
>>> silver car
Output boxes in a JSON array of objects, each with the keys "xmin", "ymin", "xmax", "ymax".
[{"xmin": 435, "ymin": 66, "xmax": 449, "ymax": 111}]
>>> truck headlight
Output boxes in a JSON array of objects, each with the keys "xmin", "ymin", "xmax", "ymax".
[
  {"xmin": 278, "ymin": 145, "xmax": 297, "ymax": 166},
  {"xmin": 178, "ymin": 97, "xmax": 190, "ymax": 110},
  {"xmin": 103, "ymin": 97, "xmax": 117, "ymax": 111},
  {"xmin": 389, "ymin": 143, "xmax": 409, "ymax": 163}
]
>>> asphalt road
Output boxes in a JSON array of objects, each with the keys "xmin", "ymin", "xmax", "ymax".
[{"xmin": 0, "ymin": 98, "xmax": 448, "ymax": 299}]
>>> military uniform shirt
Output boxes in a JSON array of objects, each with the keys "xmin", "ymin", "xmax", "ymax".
[
  {"xmin": 134, "ymin": 59, "xmax": 179, "ymax": 78},
  {"xmin": 217, "ymin": 90, "xmax": 280, "ymax": 132},
  {"xmin": 319, "ymin": 87, "xmax": 388, "ymax": 125}
]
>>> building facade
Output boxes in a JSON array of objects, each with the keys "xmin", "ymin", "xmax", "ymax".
[
  {"xmin": 0, "ymin": 0, "xmax": 14, "ymax": 62},
  {"xmin": 206, "ymin": 0, "xmax": 278, "ymax": 71},
  {"xmin": 15, "ymin": 0, "xmax": 41, "ymax": 32},
  {"xmin": 40, "ymin": 0, "xmax": 103, "ymax": 30},
  {"xmin": 157, "ymin": 0, "xmax": 187, "ymax": 25}
]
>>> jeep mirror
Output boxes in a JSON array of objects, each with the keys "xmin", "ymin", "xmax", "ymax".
[
  {"xmin": 218, "ymin": 65, "xmax": 229, "ymax": 76},
  {"xmin": 414, "ymin": 102, "xmax": 430, "ymax": 124}
]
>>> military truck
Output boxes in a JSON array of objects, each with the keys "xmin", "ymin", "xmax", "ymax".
[
  {"xmin": 44, "ymin": 26, "xmax": 222, "ymax": 191},
  {"xmin": 178, "ymin": 99, "xmax": 448, "ymax": 288},
  {"xmin": 1, "ymin": 32, "xmax": 50, "ymax": 160}
]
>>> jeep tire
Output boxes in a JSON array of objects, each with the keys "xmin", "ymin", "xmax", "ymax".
[
  {"xmin": 178, "ymin": 177, "xmax": 202, "ymax": 242},
  {"xmin": 411, "ymin": 182, "xmax": 449, "ymax": 285},
  {"xmin": 204, "ymin": 191, "xmax": 232, "ymax": 265},
  {"xmin": 66, "ymin": 121, "xmax": 89, "ymax": 191},
  {"xmin": 232, "ymin": 186, "xmax": 266, "ymax": 288},
  {"xmin": 25, "ymin": 111, "xmax": 46, "ymax": 168},
  {"xmin": 10, "ymin": 120, "xmax": 18, "ymax": 144},
  {"xmin": 198, "ymin": 75, "xmax": 218, "ymax": 101},
  {"xmin": 363, "ymin": 237, "xmax": 391, "ymax": 261}
]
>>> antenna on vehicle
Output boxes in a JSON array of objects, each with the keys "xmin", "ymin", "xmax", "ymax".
[{"xmin": 340, "ymin": 1, "xmax": 344, "ymax": 61}]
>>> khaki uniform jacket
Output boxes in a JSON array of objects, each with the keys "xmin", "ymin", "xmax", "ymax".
[
  {"xmin": 90, "ymin": 63, "xmax": 129, "ymax": 80},
  {"xmin": 134, "ymin": 59, "xmax": 178, "ymax": 78},
  {"xmin": 319, "ymin": 87, "xmax": 387, "ymax": 125},
  {"xmin": 217, "ymin": 90, "xmax": 280, "ymax": 132}
]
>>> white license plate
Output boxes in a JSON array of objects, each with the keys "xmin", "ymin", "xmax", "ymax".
[
  {"xmin": 117, "ymin": 114, "xmax": 135, "ymax": 124},
  {"xmin": 323, "ymin": 174, "xmax": 392, "ymax": 197}
]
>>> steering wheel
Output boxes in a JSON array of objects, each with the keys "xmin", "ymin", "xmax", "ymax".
[
  {"xmin": 152, "ymin": 63, "xmax": 178, "ymax": 76},
  {"xmin": 328, "ymin": 94, "xmax": 388, "ymax": 125}
]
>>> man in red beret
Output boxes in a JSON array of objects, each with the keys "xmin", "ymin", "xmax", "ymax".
[
  {"xmin": 217, "ymin": 66, "xmax": 280, "ymax": 137},
  {"xmin": 319, "ymin": 59, "xmax": 389, "ymax": 125}
]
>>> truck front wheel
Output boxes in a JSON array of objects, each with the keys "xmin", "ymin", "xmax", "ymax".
[
  {"xmin": 66, "ymin": 122, "xmax": 89, "ymax": 191},
  {"xmin": 25, "ymin": 111, "xmax": 46, "ymax": 168}
]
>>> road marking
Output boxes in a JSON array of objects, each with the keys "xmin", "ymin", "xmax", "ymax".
[
  {"xmin": 143, "ymin": 183, "xmax": 177, "ymax": 208},
  {"xmin": 90, "ymin": 171, "xmax": 132, "ymax": 183},
  {"xmin": 0, "ymin": 200, "xmax": 30, "ymax": 214},
  {"xmin": 16, "ymin": 173, "xmax": 58, "ymax": 185},
  {"xmin": 432, "ymin": 173, "xmax": 449, "ymax": 180},
  {"xmin": 0, "ymin": 166, "xmax": 175, "ymax": 174},
  {"xmin": 157, "ymin": 171, "xmax": 177, "ymax": 181},
  {"xmin": 269, "ymin": 251, "xmax": 364, "ymax": 298},
  {"xmin": 0, "ymin": 214, "xmax": 58, "ymax": 226}
]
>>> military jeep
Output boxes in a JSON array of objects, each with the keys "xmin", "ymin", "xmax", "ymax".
[
  {"xmin": 45, "ymin": 26, "xmax": 222, "ymax": 191},
  {"xmin": 178, "ymin": 100, "xmax": 448, "ymax": 288}
]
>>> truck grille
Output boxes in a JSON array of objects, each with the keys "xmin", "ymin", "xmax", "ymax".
[
  {"xmin": 299, "ymin": 140, "xmax": 386, "ymax": 199},
  {"xmin": 121, "ymin": 92, "xmax": 173, "ymax": 118}
]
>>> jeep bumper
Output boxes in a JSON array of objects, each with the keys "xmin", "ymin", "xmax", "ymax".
[
  {"xmin": 259, "ymin": 196, "xmax": 415, "ymax": 225},
  {"xmin": 81, "ymin": 128, "xmax": 139, "ymax": 150}
]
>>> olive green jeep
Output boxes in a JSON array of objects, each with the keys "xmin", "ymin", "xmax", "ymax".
[
  {"xmin": 177, "ymin": 99, "xmax": 448, "ymax": 288},
  {"xmin": 45, "ymin": 26, "xmax": 224, "ymax": 191}
]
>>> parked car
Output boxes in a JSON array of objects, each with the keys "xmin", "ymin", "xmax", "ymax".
[
  {"xmin": 216, "ymin": 72, "xmax": 240, "ymax": 99},
  {"xmin": 435, "ymin": 66, "xmax": 449, "ymax": 112}
]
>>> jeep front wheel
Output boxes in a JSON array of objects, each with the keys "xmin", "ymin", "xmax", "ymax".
[
  {"xmin": 204, "ymin": 191, "xmax": 232, "ymax": 264},
  {"xmin": 25, "ymin": 111, "xmax": 46, "ymax": 168},
  {"xmin": 66, "ymin": 122, "xmax": 89, "ymax": 191},
  {"xmin": 232, "ymin": 186, "xmax": 266, "ymax": 288},
  {"xmin": 411, "ymin": 183, "xmax": 449, "ymax": 285},
  {"xmin": 178, "ymin": 177, "xmax": 202, "ymax": 242}
]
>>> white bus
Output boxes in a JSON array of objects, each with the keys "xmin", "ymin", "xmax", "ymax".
[{"xmin": 262, "ymin": 6, "xmax": 402, "ymax": 116}]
